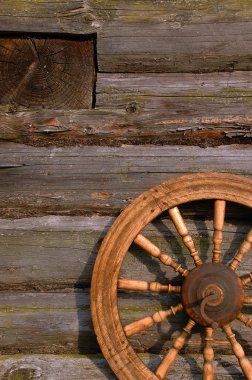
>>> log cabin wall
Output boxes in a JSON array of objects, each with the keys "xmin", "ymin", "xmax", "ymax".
[{"xmin": 0, "ymin": 1, "xmax": 251, "ymax": 378}]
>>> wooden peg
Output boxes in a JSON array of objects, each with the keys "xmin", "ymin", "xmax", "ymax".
[
  {"xmin": 237, "ymin": 312, "xmax": 252, "ymax": 328},
  {"xmin": 244, "ymin": 297, "xmax": 252, "ymax": 304},
  {"xmin": 169, "ymin": 207, "xmax": 202, "ymax": 266},
  {"xmin": 124, "ymin": 303, "xmax": 183, "ymax": 337},
  {"xmin": 155, "ymin": 319, "xmax": 195, "ymax": 379},
  {"xmin": 229, "ymin": 229, "xmax": 252, "ymax": 270},
  {"xmin": 203, "ymin": 327, "xmax": 214, "ymax": 380},
  {"xmin": 223, "ymin": 324, "xmax": 252, "ymax": 380},
  {"xmin": 134, "ymin": 234, "xmax": 188, "ymax": 276},
  {"xmin": 240, "ymin": 273, "xmax": 252, "ymax": 286},
  {"xmin": 118, "ymin": 278, "xmax": 181, "ymax": 293},
  {"xmin": 212, "ymin": 200, "xmax": 226, "ymax": 263}
]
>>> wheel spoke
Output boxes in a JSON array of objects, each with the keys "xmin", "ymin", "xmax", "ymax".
[
  {"xmin": 155, "ymin": 319, "xmax": 195, "ymax": 379},
  {"xmin": 237, "ymin": 312, "xmax": 252, "ymax": 328},
  {"xmin": 212, "ymin": 200, "xmax": 226, "ymax": 263},
  {"xmin": 168, "ymin": 207, "xmax": 202, "ymax": 266},
  {"xmin": 134, "ymin": 234, "xmax": 189, "ymax": 277},
  {"xmin": 203, "ymin": 327, "xmax": 214, "ymax": 380},
  {"xmin": 123, "ymin": 303, "xmax": 183, "ymax": 337},
  {"xmin": 118, "ymin": 279, "xmax": 181, "ymax": 293},
  {"xmin": 240, "ymin": 273, "xmax": 252, "ymax": 286},
  {"xmin": 223, "ymin": 324, "xmax": 252, "ymax": 379},
  {"xmin": 229, "ymin": 229, "xmax": 252, "ymax": 271},
  {"xmin": 244, "ymin": 297, "xmax": 252, "ymax": 304}
]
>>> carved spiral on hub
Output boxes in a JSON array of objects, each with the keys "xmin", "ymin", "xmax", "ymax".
[
  {"xmin": 181, "ymin": 263, "xmax": 244, "ymax": 327},
  {"xmin": 200, "ymin": 285, "xmax": 224, "ymax": 329}
]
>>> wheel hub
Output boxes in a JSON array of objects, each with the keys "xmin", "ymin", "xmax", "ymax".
[{"xmin": 181, "ymin": 263, "xmax": 244, "ymax": 328}]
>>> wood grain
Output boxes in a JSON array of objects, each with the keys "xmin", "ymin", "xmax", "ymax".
[
  {"xmin": 1, "ymin": 72, "xmax": 252, "ymax": 145},
  {"xmin": 0, "ymin": 36, "xmax": 95, "ymax": 109},
  {"xmin": 0, "ymin": 354, "xmax": 249, "ymax": 380},
  {"xmin": 96, "ymin": 72, "xmax": 252, "ymax": 113},
  {"xmin": 0, "ymin": 143, "xmax": 251, "ymax": 218},
  {"xmin": 230, "ymin": 229, "xmax": 252, "ymax": 270},
  {"xmin": 169, "ymin": 207, "xmax": 202, "ymax": 266},
  {"xmin": 0, "ymin": 215, "xmax": 250, "ymax": 290},
  {"xmin": 1, "ymin": 1, "xmax": 252, "ymax": 73},
  {"xmin": 90, "ymin": 173, "xmax": 252, "ymax": 379},
  {"xmin": 223, "ymin": 325, "xmax": 252, "ymax": 379},
  {"xmin": 155, "ymin": 319, "xmax": 195, "ymax": 379},
  {"xmin": 203, "ymin": 327, "xmax": 214, "ymax": 380},
  {"xmin": 134, "ymin": 233, "xmax": 189, "ymax": 277},
  {"xmin": 212, "ymin": 200, "xmax": 226, "ymax": 263},
  {"xmin": 0, "ymin": 290, "xmax": 251, "ymax": 355}
]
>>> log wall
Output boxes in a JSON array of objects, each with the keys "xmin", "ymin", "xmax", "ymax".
[{"xmin": 0, "ymin": 1, "xmax": 251, "ymax": 379}]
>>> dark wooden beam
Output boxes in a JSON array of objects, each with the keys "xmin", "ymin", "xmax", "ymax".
[
  {"xmin": 0, "ymin": 143, "xmax": 251, "ymax": 218},
  {"xmin": 0, "ymin": 1, "xmax": 252, "ymax": 72},
  {"xmin": 0, "ymin": 290, "xmax": 250, "ymax": 355},
  {"xmin": 0, "ymin": 71, "xmax": 251, "ymax": 146},
  {"xmin": 0, "ymin": 215, "xmax": 250, "ymax": 289},
  {"xmin": 0, "ymin": 353, "xmax": 247, "ymax": 379},
  {"xmin": 0, "ymin": 36, "xmax": 95, "ymax": 110}
]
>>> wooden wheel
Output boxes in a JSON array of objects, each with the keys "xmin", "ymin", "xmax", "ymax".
[{"xmin": 91, "ymin": 173, "xmax": 252, "ymax": 380}]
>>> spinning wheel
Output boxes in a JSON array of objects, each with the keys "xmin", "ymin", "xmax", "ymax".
[{"xmin": 91, "ymin": 173, "xmax": 252, "ymax": 379}]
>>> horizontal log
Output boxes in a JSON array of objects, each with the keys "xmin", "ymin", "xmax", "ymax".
[
  {"xmin": 1, "ymin": 1, "xmax": 252, "ymax": 72},
  {"xmin": 0, "ymin": 290, "xmax": 251, "ymax": 355},
  {"xmin": 97, "ymin": 71, "xmax": 252, "ymax": 100},
  {"xmin": 0, "ymin": 354, "xmax": 249, "ymax": 380},
  {"xmin": 1, "ymin": 71, "xmax": 252, "ymax": 146},
  {"xmin": 96, "ymin": 72, "xmax": 252, "ymax": 115},
  {"xmin": 0, "ymin": 111, "xmax": 251, "ymax": 147},
  {"xmin": 0, "ymin": 354, "xmax": 116, "ymax": 380},
  {"xmin": 0, "ymin": 143, "xmax": 251, "ymax": 218},
  {"xmin": 0, "ymin": 216, "xmax": 251, "ymax": 290}
]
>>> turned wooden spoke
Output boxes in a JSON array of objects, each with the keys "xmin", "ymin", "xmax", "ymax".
[
  {"xmin": 91, "ymin": 173, "xmax": 252, "ymax": 380},
  {"xmin": 124, "ymin": 303, "xmax": 183, "ymax": 337},
  {"xmin": 118, "ymin": 279, "xmax": 181, "ymax": 293},
  {"xmin": 223, "ymin": 324, "xmax": 252, "ymax": 380},
  {"xmin": 237, "ymin": 312, "xmax": 252, "ymax": 328},
  {"xmin": 134, "ymin": 234, "xmax": 188, "ymax": 277},
  {"xmin": 155, "ymin": 319, "xmax": 195, "ymax": 379},
  {"xmin": 212, "ymin": 200, "xmax": 226, "ymax": 263},
  {"xmin": 244, "ymin": 297, "xmax": 252, "ymax": 304},
  {"xmin": 169, "ymin": 207, "xmax": 202, "ymax": 266},
  {"xmin": 240, "ymin": 273, "xmax": 252, "ymax": 286},
  {"xmin": 203, "ymin": 327, "xmax": 214, "ymax": 380},
  {"xmin": 229, "ymin": 229, "xmax": 252, "ymax": 271}
]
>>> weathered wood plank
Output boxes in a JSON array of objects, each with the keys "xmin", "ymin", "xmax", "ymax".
[
  {"xmin": 0, "ymin": 290, "xmax": 250, "ymax": 355},
  {"xmin": 1, "ymin": 1, "xmax": 252, "ymax": 72},
  {"xmin": 0, "ymin": 109, "xmax": 251, "ymax": 146},
  {"xmin": 0, "ymin": 143, "xmax": 251, "ymax": 218},
  {"xmin": 96, "ymin": 72, "xmax": 252, "ymax": 113},
  {"xmin": 1, "ymin": 71, "xmax": 251, "ymax": 146},
  {"xmin": 0, "ymin": 215, "xmax": 251, "ymax": 289},
  {"xmin": 0, "ymin": 354, "xmax": 249, "ymax": 380}
]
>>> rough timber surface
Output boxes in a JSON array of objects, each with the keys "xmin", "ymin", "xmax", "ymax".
[
  {"xmin": 0, "ymin": 36, "xmax": 95, "ymax": 110},
  {"xmin": 0, "ymin": 143, "xmax": 251, "ymax": 218},
  {"xmin": 0, "ymin": 290, "xmax": 251, "ymax": 355},
  {"xmin": 1, "ymin": 1, "xmax": 252, "ymax": 73},
  {"xmin": 0, "ymin": 354, "xmax": 249, "ymax": 380},
  {"xmin": 1, "ymin": 71, "xmax": 252, "ymax": 146},
  {"xmin": 0, "ymin": 215, "xmax": 251, "ymax": 289}
]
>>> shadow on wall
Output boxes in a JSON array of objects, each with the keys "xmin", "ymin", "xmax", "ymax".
[
  {"xmin": 74, "ymin": 203, "xmax": 252, "ymax": 379},
  {"xmin": 75, "ymin": 218, "xmax": 116, "ymax": 378}
]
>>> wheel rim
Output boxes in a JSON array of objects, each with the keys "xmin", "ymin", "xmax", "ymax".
[{"xmin": 91, "ymin": 173, "xmax": 252, "ymax": 380}]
